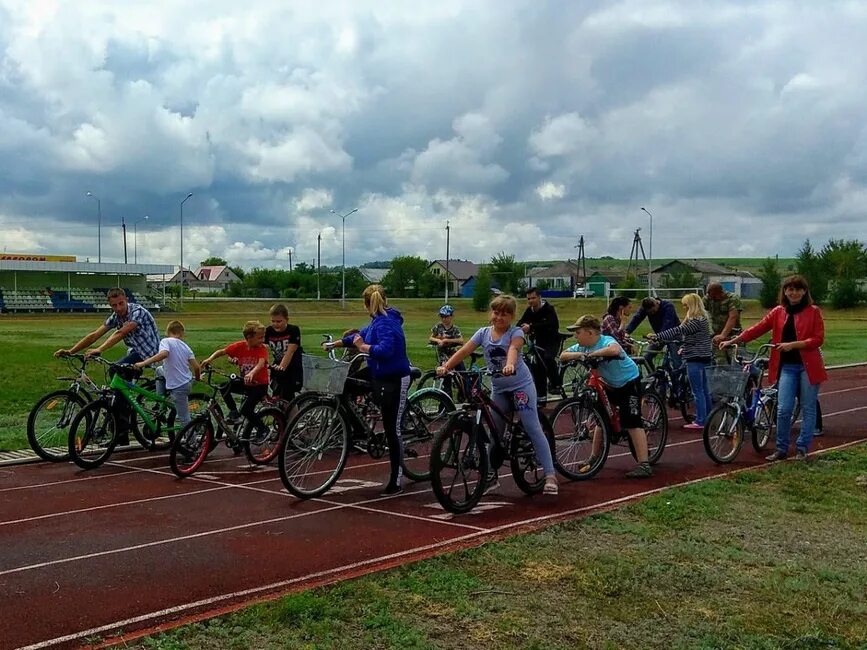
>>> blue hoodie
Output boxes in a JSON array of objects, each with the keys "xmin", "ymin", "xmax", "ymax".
[{"xmin": 342, "ymin": 307, "xmax": 411, "ymax": 379}]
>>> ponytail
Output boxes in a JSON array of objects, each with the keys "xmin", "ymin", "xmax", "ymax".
[{"xmin": 362, "ymin": 284, "xmax": 389, "ymax": 316}]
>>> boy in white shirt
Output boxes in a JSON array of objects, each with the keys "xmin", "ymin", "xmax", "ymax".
[{"xmin": 135, "ymin": 320, "xmax": 201, "ymax": 426}]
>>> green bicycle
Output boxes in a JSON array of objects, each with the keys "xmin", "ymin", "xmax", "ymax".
[{"xmin": 67, "ymin": 362, "xmax": 205, "ymax": 469}]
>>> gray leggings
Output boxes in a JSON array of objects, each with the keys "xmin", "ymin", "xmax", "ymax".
[
  {"xmin": 168, "ymin": 380, "xmax": 193, "ymax": 426},
  {"xmin": 490, "ymin": 383, "xmax": 555, "ymax": 476}
]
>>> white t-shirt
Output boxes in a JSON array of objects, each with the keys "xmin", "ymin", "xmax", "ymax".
[{"xmin": 159, "ymin": 337, "xmax": 195, "ymax": 390}]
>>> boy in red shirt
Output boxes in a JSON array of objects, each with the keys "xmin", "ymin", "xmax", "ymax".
[{"xmin": 201, "ymin": 320, "xmax": 269, "ymax": 427}]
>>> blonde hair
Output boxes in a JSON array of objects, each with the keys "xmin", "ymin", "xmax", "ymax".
[
  {"xmin": 681, "ymin": 293, "xmax": 709, "ymax": 322},
  {"xmin": 242, "ymin": 320, "xmax": 266, "ymax": 339},
  {"xmin": 165, "ymin": 320, "xmax": 185, "ymax": 336},
  {"xmin": 362, "ymin": 284, "xmax": 389, "ymax": 316},
  {"xmin": 269, "ymin": 303, "xmax": 289, "ymax": 318},
  {"xmin": 573, "ymin": 314, "xmax": 601, "ymax": 332},
  {"xmin": 490, "ymin": 294, "xmax": 517, "ymax": 316}
]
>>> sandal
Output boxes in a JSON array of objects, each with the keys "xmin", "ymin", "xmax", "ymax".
[{"xmin": 543, "ymin": 476, "xmax": 558, "ymax": 495}]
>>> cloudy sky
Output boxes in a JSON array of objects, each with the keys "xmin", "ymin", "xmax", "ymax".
[{"xmin": 1, "ymin": 0, "xmax": 866, "ymax": 270}]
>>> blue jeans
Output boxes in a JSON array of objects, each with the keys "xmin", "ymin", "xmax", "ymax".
[
  {"xmin": 776, "ymin": 363, "xmax": 820, "ymax": 454},
  {"xmin": 685, "ymin": 360, "xmax": 713, "ymax": 425},
  {"xmin": 168, "ymin": 380, "xmax": 193, "ymax": 426}
]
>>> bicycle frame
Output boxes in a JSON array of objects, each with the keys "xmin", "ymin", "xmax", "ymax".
[
  {"xmin": 580, "ymin": 369, "xmax": 623, "ymax": 435},
  {"xmin": 107, "ymin": 371, "xmax": 179, "ymax": 436}
]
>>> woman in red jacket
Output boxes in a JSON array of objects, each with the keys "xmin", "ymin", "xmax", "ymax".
[{"xmin": 721, "ymin": 275, "xmax": 826, "ymax": 461}]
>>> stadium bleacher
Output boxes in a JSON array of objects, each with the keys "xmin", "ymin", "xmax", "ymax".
[{"xmin": 0, "ymin": 288, "xmax": 161, "ymax": 313}]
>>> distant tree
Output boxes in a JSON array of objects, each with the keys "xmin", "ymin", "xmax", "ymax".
[
  {"xmin": 534, "ymin": 279, "xmax": 552, "ymax": 291},
  {"xmin": 229, "ymin": 266, "xmax": 245, "ymax": 280},
  {"xmin": 360, "ymin": 260, "xmax": 393, "ymax": 269},
  {"xmin": 660, "ymin": 270, "xmax": 699, "ymax": 298},
  {"xmin": 617, "ymin": 274, "xmax": 641, "ymax": 296},
  {"xmin": 200, "ymin": 256, "xmax": 228, "ymax": 267},
  {"xmin": 795, "ymin": 240, "xmax": 828, "ymax": 304},
  {"xmin": 382, "ymin": 256, "xmax": 432, "ymax": 297},
  {"xmin": 488, "ymin": 252, "xmax": 523, "ymax": 295},
  {"xmin": 820, "ymin": 239, "xmax": 867, "ymax": 309},
  {"xmin": 472, "ymin": 269, "xmax": 493, "ymax": 311},
  {"xmin": 757, "ymin": 257, "xmax": 782, "ymax": 308}
]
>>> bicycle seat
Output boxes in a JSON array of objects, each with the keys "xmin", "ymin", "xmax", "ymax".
[
  {"xmin": 557, "ymin": 332, "xmax": 572, "ymax": 341},
  {"xmin": 409, "ymin": 367, "xmax": 422, "ymax": 381}
]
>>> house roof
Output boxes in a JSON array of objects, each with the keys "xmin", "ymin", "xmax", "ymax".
[
  {"xmin": 652, "ymin": 259, "xmax": 754, "ymax": 278},
  {"xmin": 197, "ymin": 265, "xmax": 228, "ymax": 280},
  {"xmin": 360, "ymin": 268, "xmax": 389, "ymax": 283},
  {"xmin": 527, "ymin": 261, "xmax": 578, "ymax": 278},
  {"xmin": 430, "ymin": 259, "xmax": 479, "ymax": 281}
]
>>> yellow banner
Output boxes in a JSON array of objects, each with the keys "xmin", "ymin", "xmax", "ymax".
[{"xmin": 0, "ymin": 253, "xmax": 77, "ymax": 262}]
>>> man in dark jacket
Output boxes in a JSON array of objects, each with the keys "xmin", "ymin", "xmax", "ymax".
[
  {"xmin": 625, "ymin": 297, "xmax": 683, "ymax": 369},
  {"xmin": 518, "ymin": 287, "xmax": 561, "ymax": 394}
]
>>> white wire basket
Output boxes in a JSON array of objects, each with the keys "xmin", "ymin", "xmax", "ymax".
[
  {"xmin": 705, "ymin": 364, "xmax": 750, "ymax": 401},
  {"xmin": 302, "ymin": 354, "xmax": 352, "ymax": 394}
]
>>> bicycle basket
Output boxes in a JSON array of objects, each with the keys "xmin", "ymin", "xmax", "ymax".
[
  {"xmin": 302, "ymin": 354, "xmax": 351, "ymax": 394},
  {"xmin": 705, "ymin": 365, "xmax": 749, "ymax": 401}
]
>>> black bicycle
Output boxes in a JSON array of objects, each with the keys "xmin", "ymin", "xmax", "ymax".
[
  {"xmin": 640, "ymin": 341, "xmax": 696, "ymax": 424},
  {"xmin": 429, "ymin": 369, "xmax": 556, "ymax": 514}
]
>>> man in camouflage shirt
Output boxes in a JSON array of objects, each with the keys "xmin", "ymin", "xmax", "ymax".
[{"xmin": 703, "ymin": 283, "xmax": 743, "ymax": 364}]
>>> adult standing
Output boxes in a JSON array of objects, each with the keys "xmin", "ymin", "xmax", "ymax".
[
  {"xmin": 625, "ymin": 296, "xmax": 682, "ymax": 369},
  {"xmin": 703, "ymin": 283, "xmax": 743, "ymax": 364},
  {"xmin": 721, "ymin": 275, "xmax": 826, "ymax": 461},
  {"xmin": 326, "ymin": 284, "xmax": 411, "ymax": 495},
  {"xmin": 518, "ymin": 287, "xmax": 562, "ymax": 393},
  {"xmin": 602, "ymin": 296, "xmax": 634, "ymax": 354}
]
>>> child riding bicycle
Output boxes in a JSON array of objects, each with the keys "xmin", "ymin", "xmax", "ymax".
[{"xmin": 560, "ymin": 315, "xmax": 653, "ymax": 478}]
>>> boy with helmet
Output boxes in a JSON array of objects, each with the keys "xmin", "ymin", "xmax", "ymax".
[{"xmin": 429, "ymin": 305, "xmax": 464, "ymax": 365}]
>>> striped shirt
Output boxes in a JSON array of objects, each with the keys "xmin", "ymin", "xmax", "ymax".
[
  {"xmin": 656, "ymin": 317, "xmax": 713, "ymax": 361},
  {"xmin": 104, "ymin": 303, "xmax": 160, "ymax": 358}
]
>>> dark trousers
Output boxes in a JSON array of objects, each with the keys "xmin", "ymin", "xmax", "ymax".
[
  {"xmin": 270, "ymin": 368, "xmax": 300, "ymax": 402},
  {"xmin": 220, "ymin": 380, "xmax": 268, "ymax": 420},
  {"xmin": 371, "ymin": 375, "xmax": 410, "ymax": 488}
]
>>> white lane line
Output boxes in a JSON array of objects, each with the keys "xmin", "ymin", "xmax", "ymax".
[
  {"xmin": 0, "ymin": 469, "xmax": 134, "ymax": 493},
  {"xmin": 313, "ymin": 497, "xmax": 487, "ymax": 532},
  {"xmin": 0, "ymin": 485, "xmax": 232, "ymax": 528},
  {"xmin": 18, "ymin": 437, "xmax": 867, "ymax": 650}
]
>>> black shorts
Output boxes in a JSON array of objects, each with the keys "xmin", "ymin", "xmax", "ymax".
[{"xmin": 604, "ymin": 378, "xmax": 643, "ymax": 430}]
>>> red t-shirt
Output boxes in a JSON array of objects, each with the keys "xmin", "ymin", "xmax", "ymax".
[{"xmin": 225, "ymin": 341, "xmax": 269, "ymax": 385}]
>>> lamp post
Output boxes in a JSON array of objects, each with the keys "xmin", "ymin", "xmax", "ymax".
[
  {"xmin": 121, "ymin": 217, "xmax": 128, "ymax": 264},
  {"xmin": 331, "ymin": 207, "xmax": 358, "ymax": 308},
  {"xmin": 85, "ymin": 192, "xmax": 102, "ymax": 263},
  {"xmin": 133, "ymin": 215, "xmax": 148, "ymax": 264},
  {"xmin": 640, "ymin": 207, "xmax": 653, "ymax": 294},
  {"xmin": 180, "ymin": 193, "xmax": 193, "ymax": 309}
]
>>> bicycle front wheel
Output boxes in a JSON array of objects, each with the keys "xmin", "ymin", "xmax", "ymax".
[
  {"xmin": 400, "ymin": 389, "xmax": 454, "ymax": 482},
  {"xmin": 278, "ymin": 398, "xmax": 349, "ymax": 499},
  {"xmin": 510, "ymin": 412, "xmax": 555, "ymax": 495},
  {"xmin": 27, "ymin": 390, "xmax": 88, "ymax": 462},
  {"xmin": 640, "ymin": 390, "xmax": 669, "ymax": 465},
  {"xmin": 430, "ymin": 417, "xmax": 487, "ymax": 514},
  {"xmin": 68, "ymin": 400, "xmax": 118, "ymax": 469},
  {"xmin": 703, "ymin": 403, "xmax": 744, "ymax": 464},
  {"xmin": 170, "ymin": 416, "xmax": 214, "ymax": 477},
  {"xmin": 550, "ymin": 397, "xmax": 610, "ymax": 480},
  {"xmin": 244, "ymin": 406, "xmax": 287, "ymax": 465},
  {"xmin": 752, "ymin": 397, "xmax": 776, "ymax": 452}
]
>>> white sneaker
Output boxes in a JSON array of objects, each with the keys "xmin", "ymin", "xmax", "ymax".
[{"xmin": 483, "ymin": 472, "xmax": 500, "ymax": 495}]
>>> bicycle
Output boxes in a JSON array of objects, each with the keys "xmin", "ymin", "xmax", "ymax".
[
  {"xmin": 67, "ymin": 361, "xmax": 206, "ymax": 469},
  {"xmin": 524, "ymin": 333, "xmax": 576, "ymax": 403},
  {"xmin": 169, "ymin": 367, "xmax": 287, "ymax": 477},
  {"xmin": 277, "ymin": 354, "xmax": 452, "ymax": 498},
  {"xmin": 640, "ymin": 340, "xmax": 696, "ymax": 424},
  {"xmin": 416, "ymin": 347, "xmax": 488, "ymax": 402},
  {"xmin": 549, "ymin": 356, "xmax": 669, "ymax": 480},
  {"xmin": 27, "ymin": 354, "xmax": 104, "ymax": 462},
  {"xmin": 702, "ymin": 344, "xmax": 777, "ymax": 464},
  {"xmin": 429, "ymin": 368, "xmax": 556, "ymax": 514}
]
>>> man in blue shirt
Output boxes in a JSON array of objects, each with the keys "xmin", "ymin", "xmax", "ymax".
[{"xmin": 625, "ymin": 296, "xmax": 682, "ymax": 369}]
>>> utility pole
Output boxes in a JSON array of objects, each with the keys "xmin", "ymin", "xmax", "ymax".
[
  {"xmin": 574, "ymin": 235, "xmax": 588, "ymax": 293},
  {"xmin": 317, "ymin": 232, "xmax": 321, "ymax": 300},
  {"xmin": 626, "ymin": 228, "xmax": 648, "ymax": 280},
  {"xmin": 121, "ymin": 217, "xmax": 128, "ymax": 264},
  {"xmin": 444, "ymin": 221, "xmax": 450, "ymax": 303},
  {"xmin": 288, "ymin": 248, "xmax": 293, "ymax": 272}
]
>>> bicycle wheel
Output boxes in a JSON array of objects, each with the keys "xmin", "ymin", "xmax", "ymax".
[
  {"xmin": 639, "ymin": 390, "xmax": 669, "ymax": 465},
  {"xmin": 27, "ymin": 390, "xmax": 88, "ymax": 462},
  {"xmin": 752, "ymin": 397, "xmax": 776, "ymax": 452},
  {"xmin": 550, "ymin": 396, "xmax": 611, "ymax": 480},
  {"xmin": 170, "ymin": 416, "xmax": 214, "ymax": 477},
  {"xmin": 244, "ymin": 406, "xmax": 287, "ymax": 465},
  {"xmin": 560, "ymin": 364, "xmax": 587, "ymax": 396},
  {"xmin": 400, "ymin": 388, "xmax": 454, "ymax": 482},
  {"xmin": 430, "ymin": 416, "xmax": 488, "ymax": 514},
  {"xmin": 68, "ymin": 400, "xmax": 119, "ymax": 469},
  {"xmin": 510, "ymin": 412, "xmax": 555, "ymax": 495},
  {"xmin": 278, "ymin": 398, "xmax": 350, "ymax": 498},
  {"xmin": 703, "ymin": 403, "xmax": 744, "ymax": 464},
  {"xmin": 678, "ymin": 392, "xmax": 696, "ymax": 424}
]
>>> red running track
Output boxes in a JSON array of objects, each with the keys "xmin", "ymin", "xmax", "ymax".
[{"xmin": 2, "ymin": 366, "xmax": 866, "ymax": 650}]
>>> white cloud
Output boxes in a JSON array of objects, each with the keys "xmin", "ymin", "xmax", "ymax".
[{"xmin": 536, "ymin": 182, "xmax": 566, "ymax": 201}]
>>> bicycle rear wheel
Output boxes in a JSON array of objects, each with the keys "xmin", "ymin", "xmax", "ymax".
[
  {"xmin": 68, "ymin": 400, "xmax": 118, "ymax": 469},
  {"xmin": 400, "ymin": 388, "xmax": 454, "ymax": 482},
  {"xmin": 430, "ymin": 417, "xmax": 488, "ymax": 514},
  {"xmin": 27, "ymin": 390, "xmax": 88, "ymax": 462},
  {"xmin": 752, "ymin": 397, "xmax": 776, "ymax": 452},
  {"xmin": 510, "ymin": 412, "xmax": 555, "ymax": 495},
  {"xmin": 170, "ymin": 416, "xmax": 214, "ymax": 477},
  {"xmin": 703, "ymin": 403, "xmax": 744, "ymax": 464},
  {"xmin": 244, "ymin": 406, "xmax": 287, "ymax": 465},
  {"xmin": 278, "ymin": 398, "xmax": 349, "ymax": 499},
  {"xmin": 550, "ymin": 396, "xmax": 610, "ymax": 480},
  {"xmin": 639, "ymin": 390, "xmax": 668, "ymax": 465}
]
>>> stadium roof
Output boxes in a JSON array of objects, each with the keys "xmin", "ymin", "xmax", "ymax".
[{"xmin": 0, "ymin": 260, "xmax": 174, "ymax": 274}]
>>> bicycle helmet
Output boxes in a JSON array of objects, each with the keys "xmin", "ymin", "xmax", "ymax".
[{"xmin": 438, "ymin": 304, "xmax": 454, "ymax": 317}]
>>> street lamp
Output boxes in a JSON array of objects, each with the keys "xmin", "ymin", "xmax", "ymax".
[
  {"xmin": 133, "ymin": 215, "xmax": 148, "ymax": 264},
  {"xmin": 641, "ymin": 207, "xmax": 653, "ymax": 294},
  {"xmin": 85, "ymin": 192, "xmax": 102, "ymax": 263},
  {"xmin": 180, "ymin": 193, "xmax": 193, "ymax": 309},
  {"xmin": 331, "ymin": 207, "xmax": 358, "ymax": 308}
]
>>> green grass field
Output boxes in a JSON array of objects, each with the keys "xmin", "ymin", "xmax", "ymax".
[
  {"xmin": 119, "ymin": 446, "xmax": 867, "ymax": 649},
  {"xmin": 2, "ymin": 298, "xmax": 866, "ymax": 452}
]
